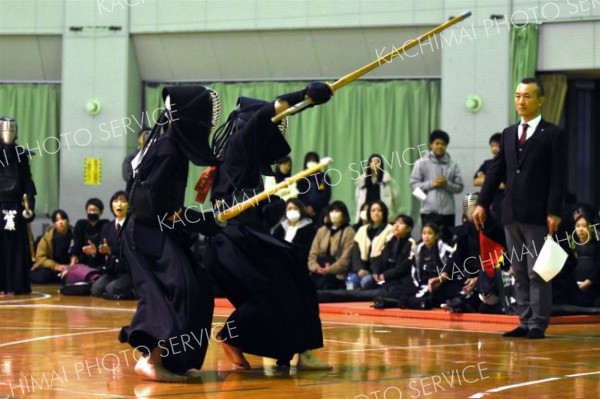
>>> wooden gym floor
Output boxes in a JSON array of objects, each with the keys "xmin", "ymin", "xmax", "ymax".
[{"xmin": 1, "ymin": 285, "xmax": 599, "ymax": 399}]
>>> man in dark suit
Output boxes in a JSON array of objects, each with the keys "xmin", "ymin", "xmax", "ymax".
[{"xmin": 473, "ymin": 77, "xmax": 567, "ymax": 339}]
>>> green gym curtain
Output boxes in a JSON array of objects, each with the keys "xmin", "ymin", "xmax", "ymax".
[
  {"xmin": 510, "ymin": 24, "xmax": 539, "ymax": 122},
  {"xmin": 0, "ymin": 84, "xmax": 61, "ymax": 214},
  {"xmin": 539, "ymin": 74, "xmax": 568, "ymax": 125},
  {"xmin": 145, "ymin": 80, "xmax": 440, "ymax": 221}
]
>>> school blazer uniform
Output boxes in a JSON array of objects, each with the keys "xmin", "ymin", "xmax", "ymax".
[{"xmin": 479, "ymin": 119, "xmax": 567, "ymax": 226}]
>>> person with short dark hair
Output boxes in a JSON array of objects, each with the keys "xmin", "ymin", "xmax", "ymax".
[
  {"xmin": 30, "ymin": 209, "xmax": 73, "ymax": 284},
  {"xmin": 473, "ymin": 77, "xmax": 568, "ymax": 339},
  {"xmin": 370, "ymin": 214, "xmax": 416, "ymax": 288},
  {"xmin": 91, "ymin": 191, "xmax": 134, "ymax": 299},
  {"xmin": 410, "ymin": 129, "xmax": 464, "ymax": 242},
  {"xmin": 70, "ymin": 198, "xmax": 109, "ymax": 268},
  {"xmin": 122, "ymin": 128, "xmax": 150, "ymax": 183},
  {"xmin": 297, "ymin": 151, "xmax": 331, "ymax": 225},
  {"xmin": 262, "ymin": 155, "xmax": 299, "ymax": 229},
  {"xmin": 473, "ymin": 133, "xmax": 505, "ymax": 220}
]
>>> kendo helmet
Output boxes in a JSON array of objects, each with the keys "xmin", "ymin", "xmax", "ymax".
[{"xmin": 0, "ymin": 117, "xmax": 17, "ymax": 145}]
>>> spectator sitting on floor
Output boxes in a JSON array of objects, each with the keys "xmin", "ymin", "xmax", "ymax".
[
  {"xmin": 91, "ymin": 191, "xmax": 135, "ymax": 300},
  {"xmin": 308, "ymin": 201, "xmax": 355, "ymax": 290},
  {"xmin": 573, "ymin": 213, "xmax": 600, "ymax": 307},
  {"xmin": 30, "ymin": 210, "xmax": 73, "ymax": 284},
  {"xmin": 370, "ymin": 214, "xmax": 416, "ymax": 291},
  {"xmin": 348, "ymin": 200, "xmax": 393, "ymax": 290}
]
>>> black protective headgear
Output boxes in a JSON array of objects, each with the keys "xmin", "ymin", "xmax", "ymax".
[
  {"xmin": 212, "ymin": 96, "xmax": 289, "ymax": 176},
  {"xmin": 160, "ymin": 86, "xmax": 222, "ymax": 166}
]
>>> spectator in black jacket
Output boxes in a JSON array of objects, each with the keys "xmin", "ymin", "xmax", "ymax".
[
  {"xmin": 370, "ymin": 214, "xmax": 415, "ymax": 290},
  {"xmin": 70, "ymin": 198, "xmax": 109, "ymax": 268}
]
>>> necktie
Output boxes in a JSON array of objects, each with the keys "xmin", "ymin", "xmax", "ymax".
[
  {"xmin": 116, "ymin": 223, "xmax": 121, "ymax": 236},
  {"xmin": 518, "ymin": 123, "xmax": 528, "ymax": 146}
]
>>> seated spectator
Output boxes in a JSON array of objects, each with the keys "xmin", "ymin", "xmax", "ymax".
[
  {"xmin": 573, "ymin": 213, "xmax": 600, "ymax": 307},
  {"xmin": 352, "ymin": 202, "xmax": 369, "ymax": 232},
  {"xmin": 91, "ymin": 191, "xmax": 134, "ymax": 299},
  {"xmin": 375, "ymin": 222, "xmax": 456, "ymax": 309},
  {"xmin": 370, "ymin": 214, "xmax": 416, "ymax": 290},
  {"xmin": 30, "ymin": 210, "xmax": 73, "ymax": 284},
  {"xmin": 263, "ymin": 156, "xmax": 299, "ymax": 229},
  {"xmin": 70, "ymin": 198, "xmax": 110, "ymax": 268},
  {"xmin": 297, "ymin": 152, "xmax": 331, "ymax": 225},
  {"xmin": 308, "ymin": 201, "xmax": 355, "ymax": 290},
  {"xmin": 272, "ymin": 198, "xmax": 316, "ymax": 267},
  {"xmin": 349, "ymin": 200, "xmax": 393, "ymax": 289}
]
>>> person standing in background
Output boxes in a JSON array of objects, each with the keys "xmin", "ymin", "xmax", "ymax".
[
  {"xmin": 410, "ymin": 130, "xmax": 464, "ymax": 243},
  {"xmin": 473, "ymin": 77, "xmax": 567, "ymax": 340},
  {"xmin": 354, "ymin": 153, "xmax": 399, "ymax": 224},
  {"xmin": 0, "ymin": 117, "xmax": 37, "ymax": 295},
  {"xmin": 473, "ymin": 132, "xmax": 505, "ymax": 221}
]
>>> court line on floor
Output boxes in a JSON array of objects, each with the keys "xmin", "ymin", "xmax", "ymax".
[
  {"xmin": 0, "ymin": 291, "xmax": 51, "ymax": 304},
  {"xmin": 468, "ymin": 370, "xmax": 600, "ymax": 398},
  {"xmin": 0, "ymin": 328, "xmax": 121, "ymax": 348},
  {"xmin": 0, "ymin": 303, "xmax": 136, "ymax": 312},
  {"xmin": 319, "ymin": 319, "xmax": 504, "ymax": 335},
  {"xmin": 332, "ymin": 341, "xmax": 479, "ymax": 353}
]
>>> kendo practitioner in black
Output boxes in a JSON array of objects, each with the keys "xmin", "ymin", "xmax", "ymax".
[
  {"xmin": 203, "ymin": 82, "xmax": 333, "ymax": 370},
  {"xmin": 119, "ymin": 86, "xmax": 223, "ymax": 381},
  {"xmin": 0, "ymin": 117, "xmax": 36, "ymax": 295}
]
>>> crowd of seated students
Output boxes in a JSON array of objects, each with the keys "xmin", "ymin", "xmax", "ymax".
[
  {"xmin": 29, "ymin": 192, "xmax": 135, "ymax": 300},
  {"xmin": 250, "ymin": 146, "xmax": 599, "ymax": 315},
  {"xmin": 273, "ymin": 193, "xmax": 600, "ymax": 315}
]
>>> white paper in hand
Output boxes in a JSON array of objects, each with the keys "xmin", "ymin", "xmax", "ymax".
[
  {"xmin": 532, "ymin": 235, "xmax": 568, "ymax": 282},
  {"xmin": 412, "ymin": 187, "xmax": 427, "ymax": 201}
]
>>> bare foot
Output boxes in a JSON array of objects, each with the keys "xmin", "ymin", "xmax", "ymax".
[
  {"xmin": 134, "ymin": 356, "xmax": 187, "ymax": 382},
  {"xmin": 219, "ymin": 339, "xmax": 250, "ymax": 370}
]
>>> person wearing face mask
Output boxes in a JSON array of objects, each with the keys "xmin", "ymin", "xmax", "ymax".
[
  {"xmin": 297, "ymin": 152, "xmax": 331, "ymax": 225},
  {"xmin": 69, "ymin": 198, "xmax": 109, "ymax": 269},
  {"xmin": 30, "ymin": 209, "xmax": 73, "ymax": 284},
  {"xmin": 0, "ymin": 117, "xmax": 37, "ymax": 295},
  {"xmin": 262, "ymin": 156, "xmax": 299, "ymax": 229},
  {"xmin": 91, "ymin": 191, "xmax": 134, "ymax": 300},
  {"xmin": 354, "ymin": 153, "xmax": 399, "ymax": 224},
  {"xmin": 352, "ymin": 202, "xmax": 370, "ymax": 232},
  {"xmin": 308, "ymin": 201, "xmax": 356, "ymax": 290},
  {"xmin": 272, "ymin": 198, "xmax": 316, "ymax": 268}
]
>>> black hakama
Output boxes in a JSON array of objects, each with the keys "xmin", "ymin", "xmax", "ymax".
[
  {"xmin": 119, "ymin": 130, "xmax": 215, "ymax": 374},
  {"xmin": 206, "ymin": 99, "xmax": 324, "ymax": 361},
  {"xmin": 119, "ymin": 218, "xmax": 214, "ymax": 374},
  {"xmin": 205, "ymin": 221, "xmax": 323, "ymax": 360},
  {"xmin": 0, "ymin": 144, "xmax": 36, "ymax": 295}
]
